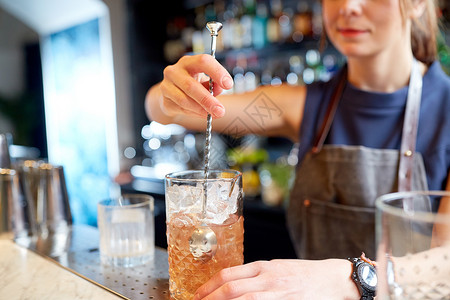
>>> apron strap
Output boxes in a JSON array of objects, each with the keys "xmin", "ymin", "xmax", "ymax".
[
  {"xmin": 310, "ymin": 59, "xmax": 423, "ymax": 192},
  {"xmin": 311, "ymin": 66, "xmax": 348, "ymax": 154},
  {"xmin": 398, "ymin": 58, "xmax": 423, "ymax": 192}
]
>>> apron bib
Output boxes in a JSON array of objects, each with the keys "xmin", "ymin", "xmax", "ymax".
[{"xmin": 287, "ymin": 60, "xmax": 428, "ymax": 259}]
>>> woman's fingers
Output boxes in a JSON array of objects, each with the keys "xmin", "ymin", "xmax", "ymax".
[
  {"xmin": 163, "ymin": 97, "xmax": 206, "ymax": 118},
  {"xmin": 160, "ymin": 54, "xmax": 233, "ymax": 118},
  {"xmin": 199, "ymin": 277, "xmax": 272, "ymax": 300},
  {"xmin": 164, "ymin": 66, "xmax": 226, "ymax": 118},
  {"xmin": 160, "ymin": 80, "xmax": 208, "ymax": 117},
  {"xmin": 194, "ymin": 262, "xmax": 266, "ymax": 299},
  {"xmin": 193, "ymin": 259, "xmax": 360, "ymax": 300},
  {"xmin": 182, "ymin": 54, "xmax": 234, "ymax": 90},
  {"xmin": 196, "ymin": 74, "xmax": 226, "ymax": 97}
]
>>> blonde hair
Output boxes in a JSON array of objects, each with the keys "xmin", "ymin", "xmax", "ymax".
[{"xmin": 401, "ymin": 0, "xmax": 440, "ymax": 64}]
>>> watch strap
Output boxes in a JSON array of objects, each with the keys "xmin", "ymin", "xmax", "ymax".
[{"xmin": 348, "ymin": 257, "xmax": 376, "ymax": 300}]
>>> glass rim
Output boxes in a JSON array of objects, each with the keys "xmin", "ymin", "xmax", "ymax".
[
  {"xmin": 375, "ymin": 190, "xmax": 450, "ymax": 223},
  {"xmin": 165, "ymin": 169, "xmax": 242, "ymax": 182},
  {"xmin": 98, "ymin": 193, "xmax": 154, "ymax": 208}
]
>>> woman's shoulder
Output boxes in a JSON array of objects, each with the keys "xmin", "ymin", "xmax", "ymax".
[
  {"xmin": 305, "ymin": 67, "xmax": 345, "ymax": 101},
  {"xmin": 424, "ymin": 61, "xmax": 450, "ymax": 92},
  {"xmin": 420, "ymin": 61, "xmax": 450, "ymax": 141},
  {"xmin": 421, "ymin": 62, "xmax": 450, "ymax": 117}
]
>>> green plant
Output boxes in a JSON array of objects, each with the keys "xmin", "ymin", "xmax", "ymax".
[{"xmin": 438, "ymin": 28, "xmax": 450, "ymax": 75}]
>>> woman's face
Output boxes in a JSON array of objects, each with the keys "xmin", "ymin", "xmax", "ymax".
[{"xmin": 322, "ymin": 0, "xmax": 408, "ymax": 59}]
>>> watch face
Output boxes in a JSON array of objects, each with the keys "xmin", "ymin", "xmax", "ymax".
[{"xmin": 358, "ymin": 262, "xmax": 378, "ymax": 291}]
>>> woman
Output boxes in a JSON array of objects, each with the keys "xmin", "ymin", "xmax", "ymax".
[{"xmin": 146, "ymin": 0, "xmax": 450, "ymax": 298}]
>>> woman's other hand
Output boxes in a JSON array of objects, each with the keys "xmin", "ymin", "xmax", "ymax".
[{"xmin": 194, "ymin": 259, "xmax": 360, "ymax": 300}]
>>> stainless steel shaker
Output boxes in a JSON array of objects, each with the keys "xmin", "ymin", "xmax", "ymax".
[
  {"xmin": 0, "ymin": 133, "xmax": 12, "ymax": 168},
  {"xmin": 0, "ymin": 168, "xmax": 37, "ymax": 240},
  {"xmin": 17, "ymin": 160, "xmax": 41, "ymax": 220},
  {"xmin": 36, "ymin": 163, "xmax": 72, "ymax": 235}
]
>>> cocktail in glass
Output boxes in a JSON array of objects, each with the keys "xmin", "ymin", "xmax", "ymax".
[{"xmin": 165, "ymin": 170, "xmax": 244, "ymax": 300}]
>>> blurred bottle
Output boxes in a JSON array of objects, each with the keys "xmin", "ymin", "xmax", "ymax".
[
  {"xmin": 278, "ymin": 9, "xmax": 293, "ymax": 43},
  {"xmin": 231, "ymin": 17, "xmax": 244, "ymax": 49},
  {"xmin": 311, "ymin": 2, "xmax": 323, "ymax": 39},
  {"xmin": 243, "ymin": 0, "xmax": 256, "ymax": 15},
  {"xmin": 293, "ymin": 1, "xmax": 313, "ymax": 39},
  {"xmin": 252, "ymin": 2, "xmax": 268, "ymax": 48},
  {"xmin": 267, "ymin": 0, "xmax": 282, "ymax": 43},
  {"xmin": 192, "ymin": 30, "xmax": 205, "ymax": 54},
  {"xmin": 241, "ymin": 15, "xmax": 253, "ymax": 48}
]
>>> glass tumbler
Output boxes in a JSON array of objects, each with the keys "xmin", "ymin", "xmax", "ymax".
[
  {"xmin": 376, "ymin": 190, "xmax": 450, "ymax": 300},
  {"xmin": 165, "ymin": 170, "xmax": 244, "ymax": 300},
  {"xmin": 98, "ymin": 194, "xmax": 155, "ymax": 267}
]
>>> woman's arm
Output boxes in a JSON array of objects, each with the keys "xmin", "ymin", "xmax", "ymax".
[{"xmin": 145, "ymin": 54, "xmax": 306, "ymax": 142}]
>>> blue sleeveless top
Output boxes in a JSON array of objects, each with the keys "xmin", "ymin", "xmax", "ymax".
[{"xmin": 299, "ymin": 61, "xmax": 450, "ymax": 191}]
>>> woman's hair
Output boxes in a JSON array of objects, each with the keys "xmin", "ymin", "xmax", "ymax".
[{"xmin": 402, "ymin": 0, "xmax": 440, "ymax": 64}]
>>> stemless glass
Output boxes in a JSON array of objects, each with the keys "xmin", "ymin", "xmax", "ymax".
[
  {"xmin": 98, "ymin": 194, "xmax": 155, "ymax": 267},
  {"xmin": 165, "ymin": 170, "xmax": 244, "ymax": 300},
  {"xmin": 376, "ymin": 190, "xmax": 450, "ymax": 300}
]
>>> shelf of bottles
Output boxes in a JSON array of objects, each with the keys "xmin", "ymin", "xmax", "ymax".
[{"xmin": 164, "ymin": 0, "xmax": 346, "ymax": 93}]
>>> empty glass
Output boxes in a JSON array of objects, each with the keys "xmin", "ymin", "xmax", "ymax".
[
  {"xmin": 376, "ymin": 190, "xmax": 450, "ymax": 299},
  {"xmin": 97, "ymin": 194, "xmax": 155, "ymax": 267}
]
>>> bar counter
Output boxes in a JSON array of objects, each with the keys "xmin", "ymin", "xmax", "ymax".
[{"xmin": 0, "ymin": 225, "xmax": 171, "ymax": 300}]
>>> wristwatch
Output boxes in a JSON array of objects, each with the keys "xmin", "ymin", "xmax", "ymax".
[{"xmin": 348, "ymin": 256, "xmax": 377, "ymax": 300}]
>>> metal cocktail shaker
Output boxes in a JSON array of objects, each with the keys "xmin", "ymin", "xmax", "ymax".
[
  {"xmin": 36, "ymin": 163, "xmax": 72, "ymax": 236},
  {"xmin": 0, "ymin": 168, "xmax": 37, "ymax": 240}
]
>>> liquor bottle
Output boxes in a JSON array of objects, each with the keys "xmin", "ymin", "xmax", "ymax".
[
  {"xmin": 311, "ymin": 2, "xmax": 323, "ymax": 39},
  {"xmin": 241, "ymin": 14, "xmax": 253, "ymax": 48},
  {"xmin": 267, "ymin": 0, "xmax": 283, "ymax": 43},
  {"xmin": 278, "ymin": 9, "xmax": 293, "ymax": 43},
  {"xmin": 252, "ymin": 2, "xmax": 268, "ymax": 49},
  {"xmin": 293, "ymin": 1, "xmax": 313, "ymax": 38}
]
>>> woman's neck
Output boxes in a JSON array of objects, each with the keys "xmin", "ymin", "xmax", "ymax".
[{"xmin": 346, "ymin": 54, "xmax": 419, "ymax": 93}]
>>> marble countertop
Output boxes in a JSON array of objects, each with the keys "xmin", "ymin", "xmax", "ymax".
[
  {"xmin": 0, "ymin": 238, "xmax": 122, "ymax": 300},
  {"xmin": 0, "ymin": 225, "xmax": 170, "ymax": 300}
]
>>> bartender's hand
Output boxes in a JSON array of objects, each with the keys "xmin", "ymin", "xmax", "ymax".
[
  {"xmin": 194, "ymin": 259, "xmax": 360, "ymax": 300},
  {"xmin": 159, "ymin": 54, "xmax": 233, "ymax": 119}
]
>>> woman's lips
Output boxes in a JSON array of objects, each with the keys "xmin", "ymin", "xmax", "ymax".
[{"xmin": 338, "ymin": 28, "xmax": 368, "ymax": 37}]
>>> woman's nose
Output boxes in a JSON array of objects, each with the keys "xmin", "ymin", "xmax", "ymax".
[{"xmin": 339, "ymin": 0, "xmax": 363, "ymax": 16}]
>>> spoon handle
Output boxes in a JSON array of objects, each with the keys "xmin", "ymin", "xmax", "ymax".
[{"xmin": 202, "ymin": 22, "xmax": 223, "ymax": 218}]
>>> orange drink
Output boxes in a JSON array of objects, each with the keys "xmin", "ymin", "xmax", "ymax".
[
  {"xmin": 167, "ymin": 214, "xmax": 244, "ymax": 299},
  {"xmin": 165, "ymin": 170, "xmax": 244, "ymax": 300}
]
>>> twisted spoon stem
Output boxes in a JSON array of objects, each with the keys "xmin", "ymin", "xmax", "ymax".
[{"xmin": 202, "ymin": 21, "xmax": 222, "ymax": 218}]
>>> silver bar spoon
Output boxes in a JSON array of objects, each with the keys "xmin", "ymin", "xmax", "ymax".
[{"xmin": 189, "ymin": 21, "xmax": 223, "ymax": 261}]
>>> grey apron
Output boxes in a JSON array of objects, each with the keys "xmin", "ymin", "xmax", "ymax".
[{"xmin": 287, "ymin": 59, "xmax": 428, "ymax": 260}]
